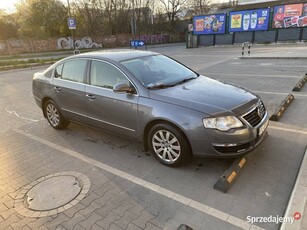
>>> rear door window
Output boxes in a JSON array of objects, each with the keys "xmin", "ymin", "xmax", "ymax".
[{"xmin": 61, "ymin": 59, "xmax": 87, "ymax": 83}]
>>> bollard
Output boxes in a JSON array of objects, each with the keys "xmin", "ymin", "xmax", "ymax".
[{"xmin": 241, "ymin": 42, "xmax": 251, "ymax": 56}]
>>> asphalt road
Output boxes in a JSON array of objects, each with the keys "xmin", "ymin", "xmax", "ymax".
[{"xmin": 1, "ymin": 44, "xmax": 307, "ymax": 229}]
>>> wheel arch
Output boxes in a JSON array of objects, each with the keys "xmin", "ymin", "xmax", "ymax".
[
  {"xmin": 42, "ymin": 97, "xmax": 53, "ymax": 118},
  {"xmin": 143, "ymin": 119, "xmax": 192, "ymax": 155}
]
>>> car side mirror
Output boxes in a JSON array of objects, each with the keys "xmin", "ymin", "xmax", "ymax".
[{"xmin": 113, "ymin": 82, "xmax": 136, "ymax": 94}]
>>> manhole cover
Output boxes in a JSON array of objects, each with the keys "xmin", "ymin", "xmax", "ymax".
[
  {"xmin": 26, "ymin": 175, "xmax": 81, "ymax": 211},
  {"xmin": 14, "ymin": 172, "xmax": 90, "ymax": 217}
]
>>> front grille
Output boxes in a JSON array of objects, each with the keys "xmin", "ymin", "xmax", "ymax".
[
  {"xmin": 243, "ymin": 101, "xmax": 266, "ymax": 127},
  {"xmin": 258, "ymin": 101, "xmax": 266, "ymax": 118},
  {"xmin": 214, "ymin": 142, "xmax": 251, "ymax": 153}
]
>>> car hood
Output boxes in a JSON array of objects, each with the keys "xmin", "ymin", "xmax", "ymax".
[{"xmin": 149, "ymin": 76, "xmax": 258, "ymax": 116}]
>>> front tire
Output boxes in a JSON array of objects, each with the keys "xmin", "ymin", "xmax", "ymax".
[
  {"xmin": 44, "ymin": 100, "xmax": 69, "ymax": 129},
  {"xmin": 148, "ymin": 123, "xmax": 191, "ymax": 167}
]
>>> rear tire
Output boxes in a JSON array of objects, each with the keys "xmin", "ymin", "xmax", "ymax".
[
  {"xmin": 148, "ymin": 123, "xmax": 191, "ymax": 167},
  {"xmin": 44, "ymin": 100, "xmax": 69, "ymax": 129}
]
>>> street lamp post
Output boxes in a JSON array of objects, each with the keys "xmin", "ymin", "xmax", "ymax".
[{"xmin": 67, "ymin": 0, "xmax": 75, "ymax": 50}]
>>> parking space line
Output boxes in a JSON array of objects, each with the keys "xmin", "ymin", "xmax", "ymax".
[
  {"xmin": 203, "ymin": 73, "xmax": 302, "ymax": 78},
  {"xmin": 253, "ymin": 91, "xmax": 307, "ymax": 97},
  {"xmin": 269, "ymin": 125, "xmax": 307, "ymax": 135},
  {"xmin": 13, "ymin": 129, "xmax": 264, "ymax": 230}
]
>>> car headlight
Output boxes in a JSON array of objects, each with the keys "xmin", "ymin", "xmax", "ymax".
[{"xmin": 203, "ymin": 116, "xmax": 243, "ymax": 131}]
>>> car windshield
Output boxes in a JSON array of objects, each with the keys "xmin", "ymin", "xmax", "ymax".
[{"xmin": 120, "ymin": 54, "xmax": 198, "ymax": 89}]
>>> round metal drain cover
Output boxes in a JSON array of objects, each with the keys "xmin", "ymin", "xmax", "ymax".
[
  {"xmin": 26, "ymin": 175, "xmax": 81, "ymax": 211},
  {"xmin": 14, "ymin": 172, "xmax": 90, "ymax": 217}
]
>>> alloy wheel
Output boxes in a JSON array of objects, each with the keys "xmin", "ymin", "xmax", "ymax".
[{"xmin": 152, "ymin": 130, "xmax": 181, "ymax": 163}]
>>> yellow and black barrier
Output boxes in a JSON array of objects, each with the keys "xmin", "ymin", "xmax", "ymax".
[
  {"xmin": 213, "ymin": 151, "xmax": 256, "ymax": 193},
  {"xmin": 292, "ymin": 74, "xmax": 307, "ymax": 92},
  {"xmin": 269, "ymin": 94, "xmax": 294, "ymax": 121},
  {"xmin": 177, "ymin": 224, "xmax": 193, "ymax": 230}
]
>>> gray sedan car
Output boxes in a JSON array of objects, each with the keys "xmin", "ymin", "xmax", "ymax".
[{"xmin": 32, "ymin": 50, "xmax": 269, "ymax": 167}]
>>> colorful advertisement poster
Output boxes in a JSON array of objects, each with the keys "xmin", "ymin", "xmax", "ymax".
[
  {"xmin": 193, "ymin": 14, "xmax": 226, "ymax": 35},
  {"xmin": 231, "ymin": 14, "xmax": 242, "ymax": 28},
  {"xmin": 273, "ymin": 3, "xmax": 307, "ymax": 28},
  {"xmin": 238, "ymin": 0, "xmax": 278, "ymax": 5},
  {"xmin": 229, "ymin": 8, "xmax": 270, "ymax": 32}
]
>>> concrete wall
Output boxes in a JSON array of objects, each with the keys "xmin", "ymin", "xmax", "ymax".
[{"xmin": 0, "ymin": 33, "xmax": 184, "ymax": 56}]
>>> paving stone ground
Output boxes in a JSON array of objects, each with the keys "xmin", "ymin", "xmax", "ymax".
[{"xmin": 0, "ymin": 130, "xmax": 240, "ymax": 230}]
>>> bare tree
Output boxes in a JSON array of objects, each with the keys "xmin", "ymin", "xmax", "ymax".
[
  {"xmin": 189, "ymin": 0, "xmax": 211, "ymax": 15},
  {"xmin": 72, "ymin": 0, "xmax": 104, "ymax": 35},
  {"xmin": 159, "ymin": 0, "xmax": 188, "ymax": 24}
]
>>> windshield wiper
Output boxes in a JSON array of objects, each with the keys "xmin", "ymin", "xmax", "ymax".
[
  {"xmin": 147, "ymin": 84, "xmax": 175, "ymax": 89},
  {"xmin": 175, "ymin": 76, "xmax": 198, "ymax": 85}
]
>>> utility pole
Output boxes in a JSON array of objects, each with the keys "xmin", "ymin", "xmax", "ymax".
[{"xmin": 131, "ymin": 0, "xmax": 137, "ymax": 39}]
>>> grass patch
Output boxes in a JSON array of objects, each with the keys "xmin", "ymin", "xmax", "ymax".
[
  {"xmin": 0, "ymin": 48, "xmax": 102, "ymax": 61},
  {"xmin": 0, "ymin": 57, "xmax": 64, "ymax": 71},
  {"xmin": 0, "ymin": 57, "xmax": 63, "ymax": 67}
]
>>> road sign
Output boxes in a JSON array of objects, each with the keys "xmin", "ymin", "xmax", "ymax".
[
  {"xmin": 68, "ymin": 18, "xmax": 76, "ymax": 30},
  {"xmin": 130, "ymin": 40, "xmax": 145, "ymax": 47}
]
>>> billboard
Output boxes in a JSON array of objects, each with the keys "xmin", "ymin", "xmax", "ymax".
[
  {"xmin": 193, "ymin": 14, "xmax": 226, "ymax": 35},
  {"xmin": 229, "ymin": 8, "xmax": 270, "ymax": 32},
  {"xmin": 272, "ymin": 3, "xmax": 307, "ymax": 28},
  {"xmin": 238, "ymin": 0, "xmax": 278, "ymax": 5}
]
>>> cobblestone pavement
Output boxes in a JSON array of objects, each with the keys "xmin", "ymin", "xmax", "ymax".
[{"xmin": 0, "ymin": 130, "xmax": 243, "ymax": 230}]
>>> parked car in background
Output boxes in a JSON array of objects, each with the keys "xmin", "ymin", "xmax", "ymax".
[{"xmin": 32, "ymin": 50, "xmax": 269, "ymax": 167}]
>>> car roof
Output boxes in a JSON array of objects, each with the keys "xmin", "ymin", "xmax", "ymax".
[{"xmin": 73, "ymin": 49, "xmax": 159, "ymax": 62}]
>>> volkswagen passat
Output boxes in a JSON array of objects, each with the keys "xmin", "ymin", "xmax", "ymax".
[{"xmin": 32, "ymin": 50, "xmax": 269, "ymax": 167}]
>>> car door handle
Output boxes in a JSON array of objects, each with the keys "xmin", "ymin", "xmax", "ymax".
[
  {"xmin": 86, "ymin": 94, "xmax": 96, "ymax": 100},
  {"xmin": 54, "ymin": 86, "xmax": 61, "ymax": 92}
]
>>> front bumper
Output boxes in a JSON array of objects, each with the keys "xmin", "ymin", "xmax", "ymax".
[{"xmin": 192, "ymin": 111, "xmax": 269, "ymax": 157}]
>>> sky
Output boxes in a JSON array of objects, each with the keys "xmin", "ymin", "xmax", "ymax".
[
  {"xmin": 0, "ymin": 0, "xmax": 67, "ymax": 12},
  {"xmin": 0, "ymin": 0, "xmax": 229, "ymax": 12}
]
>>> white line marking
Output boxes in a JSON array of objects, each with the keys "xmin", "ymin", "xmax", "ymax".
[
  {"xmin": 269, "ymin": 125, "xmax": 307, "ymax": 135},
  {"xmin": 253, "ymin": 91, "xmax": 307, "ymax": 97},
  {"xmin": 5, "ymin": 107, "xmax": 39, "ymax": 122},
  {"xmin": 14, "ymin": 129, "xmax": 264, "ymax": 230},
  {"xmin": 203, "ymin": 73, "xmax": 302, "ymax": 78}
]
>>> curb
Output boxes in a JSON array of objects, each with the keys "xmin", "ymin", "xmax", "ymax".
[
  {"xmin": 0, "ymin": 61, "xmax": 56, "ymax": 72},
  {"xmin": 280, "ymin": 147, "xmax": 307, "ymax": 230},
  {"xmin": 0, "ymin": 64, "xmax": 51, "ymax": 74},
  {"xmin": 293, "ymin": 74, "xmax": 307, "ymax": 92},
  {"xmin": 213, "ymin": 150, "xmax": 257, "ymax": 193},
  {"xmin": 269, "ymin": 94, "xmax": 294, "ymax": 121}
]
